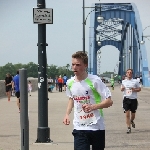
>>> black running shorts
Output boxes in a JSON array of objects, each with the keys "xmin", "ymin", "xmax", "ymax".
[
  {"xmin": 15, "ymin": 91, "xmax": 20, "ymax": 99},
  {"xmin": 123, "ymin": 97, "xmax": 138, "ymax": 113}
]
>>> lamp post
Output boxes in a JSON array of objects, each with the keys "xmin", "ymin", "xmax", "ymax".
[
  {"xmin": 82, "ymin": 0, "xmax": 104, "ymax": 53},
  {"xmin": 97, "ymin": 50, "xmax": 101, "ymax": 75},
  {"xmin": 35, "ymin": 0, "xmax": 52, "ymax": 143},
  {"xmin": 83, "ymin": 0, "xmax": 85, "ymax": 53},
  {"xmin": 140, "ymin": 25, "xmax": 150, "ymax": 44}
]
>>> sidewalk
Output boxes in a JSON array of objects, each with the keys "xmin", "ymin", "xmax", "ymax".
[{"xmin": 0, "ymin": 86, "xmax": 150, "ymax": 150}]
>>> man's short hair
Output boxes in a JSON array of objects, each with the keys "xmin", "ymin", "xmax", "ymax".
[
  {"xmin": 126, "ymin": 69, "xmax": 133, "ymax": 74},
  {"xmin": 17, "ymin": 70, "xmax": 19, "ymax": 74},
  {"xmin": 72, "ymin": 51, "xmax": 88, "ymax": 64}
]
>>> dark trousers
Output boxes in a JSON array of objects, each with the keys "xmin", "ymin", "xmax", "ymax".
[
  {"xmin": 72, "ymin": 129, "xmax": 105, "ymax": 150},
  {"xmin": 58, "ymin": 83, "xmax": 62, "ymax": 92}
]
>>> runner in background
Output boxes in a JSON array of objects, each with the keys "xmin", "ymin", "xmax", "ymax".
[
  {"xmin": 12, "ymin": 71, "xmax": 20, "ymax": 113},
  {"xmin": 110, "ymin": 77, "xmax": 115, "ymax": 90},
  {"xmin": 121, "ymin": 69, "xmax": 141, "ymax": 134},
  {"xmin": 63, "ymin": 74, "xmax": 68, "ymax": 91}
]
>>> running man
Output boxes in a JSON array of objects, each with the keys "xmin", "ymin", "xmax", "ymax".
[
  {"xmin": 63, "ymin": 51, "xmax": 113, "ymax": 150},
  {"xmin": 12, "ymin": 71, "xmax": 20, "ymax": 113},
  {"xmin": 121, "ymin": 69, "xmax": 141, "ymax": 134}
]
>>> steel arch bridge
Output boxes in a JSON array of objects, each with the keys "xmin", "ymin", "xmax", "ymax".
[{"xmin": 89, "ymin": 3, "xmax": 150, "ymax": 87}]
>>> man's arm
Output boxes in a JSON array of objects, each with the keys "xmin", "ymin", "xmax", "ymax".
[
  {"xmin": 12, "ymin": 81, "xmax": 14, "ymax": 89},
  {"xmin": 63, "ymin": 98, "xmax": 74, "ymax": 125},
  {"xmin": 131, "ymin": 81, "xmax": 141, "ymax": 92},
  {"xmin": 132, "ymin": 87, "xmax": 141, "ymax": 92},
  {"xmin": 82, "ymin": 97, "xmax": 113, "ymax": 113},
  {"xmin": 91, "ymin": 97, "xmax": 113, "ymax": 110}
]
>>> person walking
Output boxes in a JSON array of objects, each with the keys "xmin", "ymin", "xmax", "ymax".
[
  {"xmin": 63, "ymin": 51, "xmax": 113, "ymax": 150},
  {"xmin": 28, "ymin": 80, "xmax": 32, "ymax": 96},
  {"xmin": 121, "ymin": 69, "xmax": 141, "ymax": 134},
  {"xmin": 58, "ymin": 75, "xmax": 63, "ymax": 92},
  {"xmin": 55, "ymin": 76, "xmax": 58, "ymax": 91},
  {"xmin": 12, "ymin": 71, "xmax": 20, "ymax": 113},
  {"xmin": 4, "ymin": 73, "xmax": 12, "ymax": 101},
  {"xmin": 63, "ymin": 74, "xmax": 68, "ymax": 91},
  {"xmin": 110, "ymin": 77, "xmax": 115, "ymax": 90}
]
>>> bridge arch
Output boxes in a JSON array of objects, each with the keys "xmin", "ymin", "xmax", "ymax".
[{"xmin": 89, "ymin": 3, "xmax": 150, "ymax": 87}]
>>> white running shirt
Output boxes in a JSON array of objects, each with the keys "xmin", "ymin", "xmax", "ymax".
[
  {"xmin": 66, "ymin": 74, "xmax": 111, "ymax": 130},
  {"xmin": 121, "ymin": 78, "xmax": 140, "ymax": 99}
]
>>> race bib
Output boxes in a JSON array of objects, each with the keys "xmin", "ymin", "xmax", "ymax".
[
  {"xmin": 126, "ymin": 88, "xmax": 132, "ymax": 96},
  {"xmin": 77, "ymin": 109, "xmax": 97, "ymax": 126}
]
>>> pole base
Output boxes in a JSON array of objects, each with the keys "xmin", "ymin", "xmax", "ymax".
[{"xmin": 36, "ymin": 127, "xmax": 53, "ymax": 143}]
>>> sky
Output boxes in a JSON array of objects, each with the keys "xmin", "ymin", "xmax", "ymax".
[{"xmin": 0, "ymin": 0, "xmax": 150, "ymax": 73}]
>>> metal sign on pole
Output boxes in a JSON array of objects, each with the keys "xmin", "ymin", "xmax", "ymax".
[{"xmin": 33, "ymin": 8, "xmax": 53, "ymax": 24}]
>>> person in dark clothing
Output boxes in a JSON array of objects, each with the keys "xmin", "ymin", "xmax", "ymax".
[{"xmin": 4, "ymin": 73, "xmax": 12, "ymax": 101}]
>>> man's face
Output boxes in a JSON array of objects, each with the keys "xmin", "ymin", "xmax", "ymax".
[
  {"xmin": 72, "ymin": 58, "xmax": 87, "ymax": 76},
  {"xmin": 126, "ymin": 70, "xmax": 133, "ymax": 78}
]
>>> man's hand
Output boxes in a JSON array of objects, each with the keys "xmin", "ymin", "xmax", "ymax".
[
  {"xmin": 82, "ymin": 104, "xmax": 93, "ymax": 113},
  {"xmin": 121, "ymin": 85, "xmax": 125, "ymax": 91},
  {"xmin": 63, "ymin": 114, "xmax": 70, "ymax": 125}
]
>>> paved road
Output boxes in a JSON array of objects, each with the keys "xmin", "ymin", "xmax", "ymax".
[{"xmin": 0, "ymin": 85, "xmax": 150, "ymax": 150}]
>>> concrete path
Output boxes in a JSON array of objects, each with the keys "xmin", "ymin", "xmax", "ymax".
[{"xmin": 0, "ymin": 85, "xmax": 150, "ymax": 150}]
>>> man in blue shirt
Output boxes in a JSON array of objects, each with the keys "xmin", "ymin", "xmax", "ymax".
[
  {"xmin": 63, "ymin": 74, "xmax": 68, "ymax": 91},
  {"xmin": 12, "ymin": 71, "xmax": 20, "ymax": 113}
]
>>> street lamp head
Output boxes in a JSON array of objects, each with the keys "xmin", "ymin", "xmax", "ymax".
[
  {"xmin": 140, "ymin": 40, "xmax": 145, "ymax": 44},
  {"xmin": 97, "ymin": 16, "xmax": 104, "ymax": 23},
  {"xmin": 128, "ymin": 50, "xmax": 131, "ymax": 53}
]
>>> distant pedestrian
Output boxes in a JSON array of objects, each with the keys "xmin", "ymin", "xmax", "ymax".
[
  {"xmin": 28, "ymin": 81, "xmax": 32, "ymax": 96},
  {"xmin": 4, "ymin": 73, "xmax": 12, "ymax": 101},
  {"xmin": 121, "ymin": 69, "xmax": 141, "ymax": 134},
  {"xmin": 12, "ymin": 71, "xmax": 20, "ymax": 113},
  {"xmin": 55, "ymin": 76, "xmax": 58, "ymax": 91},
  {"xmin": 58, "ymin": 75, "xmax": 63, "ymax": 92},
  {"xmin": 48, "ymin": 77, "xmax": 53, "ymax": 84},
  {"xmin": 63, "ymin": 74, "xmax": 68, "ymax": 91},
  {"xmin": 110, "ymin": 77, "xmax": 115, "ymax": 90}
]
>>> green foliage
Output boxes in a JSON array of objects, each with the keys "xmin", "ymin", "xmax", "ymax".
[{"xmin": 0, "ymin": 62, "xmax": 74, "ymax": 80}]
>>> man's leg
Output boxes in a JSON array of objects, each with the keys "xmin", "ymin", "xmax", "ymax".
[
  {"xmin": 123, "ymin": 97, "xmax": 131, "ymax": 133},
  {"xmin": 64, "ymin": 84, "xmax": 66, "ymax": 91},
  {"xmin": 126, "ymin": 111, "xmax": 131, "ymax": 133},
  {"xmin": 91, "ymin": 130, "xmax": 105, "ymax": 150},
  {"xmin": 72, "ymin": 130, "xmax": 90, "ymax": 150},
  {"xmin": 7, "ymin": 90, "xmax": 11, "ymax": 101},
  {"xmin": 125, "ymin": 110, "xmax": 131, "ymax": 128},
  {"xmin": 131, "ymin": 113, "xmax": 135, "ymax": 121},
  {"xmin": 131, "ymin": 112, "xmax": 135, "ymax": 128},
  {"xmin": 16, "ymin": 92, "xmax": 20, "ymax": 112},
  {"xmin": 130, "ymin": 99, "xmax": 137, "ymax": 128}
]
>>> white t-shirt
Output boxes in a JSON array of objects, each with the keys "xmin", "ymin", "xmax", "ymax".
[
  {"xmin": 121, "ymin": 78, "xmax": 140, "ymax": 99},
  {"xmin": 137, "ymin": 78, "xmax": 140, "ymax": 83},
  {"xmin": 48, "ymin": 78, "xmax": 53, "ymax": 83},
  {"xmin": 66, "ymin": 74, "xmax": 111, "ymax": 130}
]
